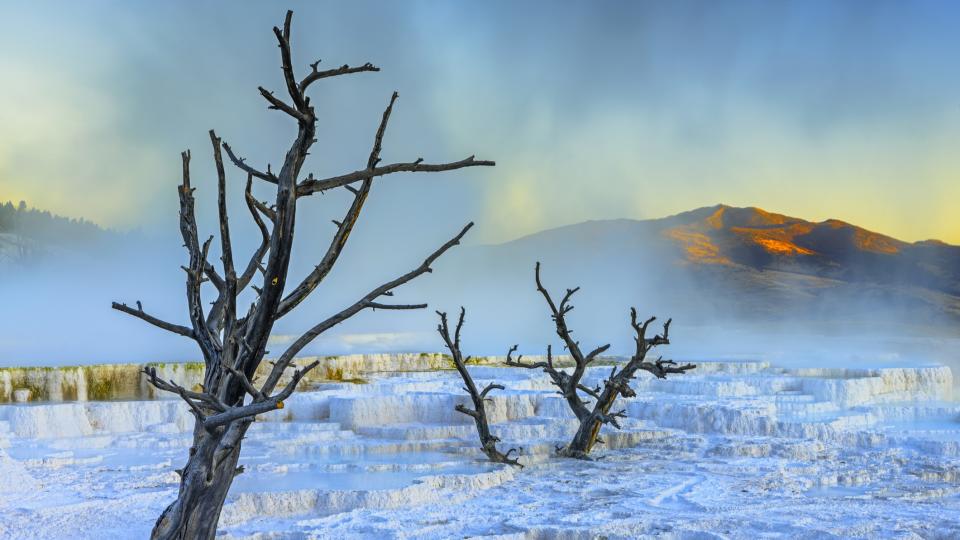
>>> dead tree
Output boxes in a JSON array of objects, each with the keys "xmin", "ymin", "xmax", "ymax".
[
  {"xmin": 436, "ymin": 308, "xmax": 521, "ymax": 467},
  {"xmin": 506, "ymin": 263, "xmax": 695, "ymax": 459},
  {"xmin": 111, "ymin": 11, "xmax": 493, "ymax": 540}
]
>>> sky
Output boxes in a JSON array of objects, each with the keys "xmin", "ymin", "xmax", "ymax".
[{"xmin": 1, "ymin": 0, "xmax": 959, "ymax": 246}]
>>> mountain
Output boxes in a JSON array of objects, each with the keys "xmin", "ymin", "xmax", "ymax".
[
  {"xmin": 659, "ymin": 205, "xmax": 959, "ymax": 296},
  {"xmin": 424, "ymin": 205, "xmax": 960, "ymax": 337}
]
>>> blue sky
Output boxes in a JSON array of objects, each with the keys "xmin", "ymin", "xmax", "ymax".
[{"xmin": 1, "ymin": 0, "xmax": 958, "ymax": 244}]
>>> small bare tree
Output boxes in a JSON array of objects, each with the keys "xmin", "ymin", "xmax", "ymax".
[
  {"xmin": 506, "ymin": 263, "xmax": 695, "ymax": 458},
  {"xmin": 436, "ymin": 308, "xmax": 521, "ymax": 467},
  {"xmin": 111, "ymin": 11, "xmax": 493, "ymax": 539}
]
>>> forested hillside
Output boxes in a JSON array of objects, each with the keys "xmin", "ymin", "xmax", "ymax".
[
  {"xmin": 0, "ymin": 201, "xmax": 129, "ymax": 266},
  {"xmin": 0, "ymin": 201, "xmax": 113, "ymax": 247}
]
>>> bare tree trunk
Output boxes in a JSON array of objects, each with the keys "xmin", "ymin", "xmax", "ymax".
[
  {"xmin": 565, "ymin": 403, "xmax": 610, "ymax": 458},
  {"xmin": 152, "ymin": 422, "xmax": 249, "ymax": 540}
]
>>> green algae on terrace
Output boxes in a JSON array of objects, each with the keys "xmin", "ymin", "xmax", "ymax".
[
  {"xmin": 0, "ymin": 353, "xmax": 517, "ymax": 403},
  {"xmin": 0, "ymin": 362, "xmax": 206, "ymax": 403}
]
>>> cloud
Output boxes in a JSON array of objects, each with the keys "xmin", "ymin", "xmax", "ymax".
[
  {"xmin": 2, "ymin": 0, "xmax": 959, "ymax": 246},
  {"xmin": 445, "ymin": 82, "xmax": 960, "ymax": 244},
  {"xmin": 0, "ymin": 38, "xmax": 168, "ymax": 229}
]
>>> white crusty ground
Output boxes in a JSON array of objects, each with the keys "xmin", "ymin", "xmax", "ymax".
[{"xmin": 0, "ymin": 359, "xmax": 958, "ymax": 539}]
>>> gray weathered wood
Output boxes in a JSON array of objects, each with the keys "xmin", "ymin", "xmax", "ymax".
[
  {"xmin": 110, "ymin": 10, "xmax": 494, "ymax": 539},
  {"xmin": 506, "ymin": 263, "xmax": 695, "ymax": 458},
  {"xmin": 437, "ymin": 308, "xmax": 522, "ymax": 467}
]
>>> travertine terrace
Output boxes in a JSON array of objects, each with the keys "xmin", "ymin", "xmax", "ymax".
[{"xmin": 1, "ymin": 354, "xmax": 958, "ymax": 538}]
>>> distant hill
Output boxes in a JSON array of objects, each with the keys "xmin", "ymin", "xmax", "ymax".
[
  {"xmin": 422, "ymin": 205, "xmax": 960, "ymax": 335},
  {"xmin": 0, "ymin": 201, "xmax": 122, "ymax": 265},
  {"xmin": 659, "ymin": 205, "xmax": 959, "ymax": 296}
]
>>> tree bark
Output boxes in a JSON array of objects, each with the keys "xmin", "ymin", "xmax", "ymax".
[
  {"xmin": 564, "ymin": 405, "xmax": 610, "ymax": 458},
  {"xmin": 152, "ymin": 421, "xmax": 250, "ymax": 540}
]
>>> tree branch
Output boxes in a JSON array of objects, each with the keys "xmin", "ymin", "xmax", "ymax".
[
  {"xmin": 367, "ymin": 302, "xmax": 427, "ymax": 310},
  {"xmin": 503, "ymin": 345, "xmax": 553, "ymax": 371},
  {"xmin": 272, "ymin": 11, "xmax": 307, "ymax": 114},
  {"xmin": 248, "ymin": 195, "xmax": 276, "ymax": 223},
  {"xmin": 142, "ymin": 366, "xmax": 226, "ymax": 418},
  {"xmin": 637, "ymin": 356, "xmax": 697, "ymax": 379},
  {"xmin": 576, "ymin": 383, "xmax": 601, "ymax": 400},
  {"xmin": 210, "ymin": 130, "xmax": 237, "ymax": 340},
  {"xmin": 296, "ymin": 156, "xmax": 495, "ymax": 197},
  {"xmin": 585, "ymin": 344, "xmax": 611, "ymax": 363},
  {"xmin": 221, "ymin": 361, "xmax": 264, "ymax": 402},
  {"xmin": 299, "ymin": 61, "xmax": 380, "ymax": 93},
  {"xmin": 235, "ymin": 9, "xmax": 317, "ymax": 380},
  {"xmin": 203, "ymin": 263, "xmax": 226, "ymax": 292},
  {"xmin": 479, "ymin": 383, "xmax": 505, "ymax": 400},
  {"xmin": 454, "ymin": 403, "xmax": 480, "ymax": 419},
  {"xmin": 239, "ymin": 174, "xmax": 271, "ymax": 291},
  {"xmin": 222, "ymin": 141, "xmax": 278, "ymax": 184},
  {"xmin": 177, "ymin": 150, "xmax": 219, "ymax": 363},
  {"xmin": 111, "ymin": 301, "xmax": 194, "ymax": 338},
  {"xmin": 257, "ymin": 86, "xmax": 307, "ymax": 121}
]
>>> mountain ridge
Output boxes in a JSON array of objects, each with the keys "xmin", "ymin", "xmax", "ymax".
[
  {"xmin": 498, "ymin": 204, "xmax": 955, "ymax": 251},
  {"xmin": 489, "ymin": 203, "xmax": 959, "ymax": 298},
  {"xmin": 426, "ymin": 204, "xmax": 959, "ymax": 332}
]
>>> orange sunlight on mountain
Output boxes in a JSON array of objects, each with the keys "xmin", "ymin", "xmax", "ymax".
[
  {"xmin": 664, "ymin": 227, "xmax": 732, "ymax": 265},
  {"xmin": 854, "ymin": 229, "xmax": 902, "ymax": 254},
  {"xmin": 705, "ymin": 206, "xmax": 727, "ymax": 229},
  {"xmin": 753, "ymin": 237, "xmax": 816, "ymax": 256}
]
